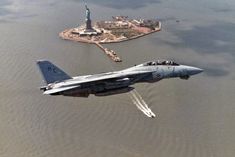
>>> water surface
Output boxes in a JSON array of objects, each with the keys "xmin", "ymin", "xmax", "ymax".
[{"xmin": 0, "ymin": 0, "xmax": 235, "ymax": 156}]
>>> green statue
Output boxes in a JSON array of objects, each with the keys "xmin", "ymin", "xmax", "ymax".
[{"xmin": 85, "ymin": 5, "xmax": 90, "ymax": 21}]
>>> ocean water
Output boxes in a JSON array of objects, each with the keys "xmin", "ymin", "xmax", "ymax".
[{"xmin": 0, "ymin": 0, "xmax": 235, "ymax": 156}]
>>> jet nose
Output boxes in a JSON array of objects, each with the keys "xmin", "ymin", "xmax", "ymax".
[{"xmin": 186, "ymin": 66, "xmax": 203, "ymax": 75}]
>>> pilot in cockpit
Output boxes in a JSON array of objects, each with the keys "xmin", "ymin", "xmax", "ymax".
[
  {"xmin": 162, "ymin": 61, "xmax": 166, "ymax": 65},
  {"xmin": 147, "ymin": 62, "xmax": 155, "ymax": 66}
]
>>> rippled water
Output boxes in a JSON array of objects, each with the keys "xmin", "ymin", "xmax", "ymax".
[{"xmin": 0, "ymin": 0, "xmax": 235, "ymax": 156}]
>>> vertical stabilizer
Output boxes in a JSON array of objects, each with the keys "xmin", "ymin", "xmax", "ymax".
[{"xmin": 37, "ymin": 60, "xmax": 72, "ymax": 84}]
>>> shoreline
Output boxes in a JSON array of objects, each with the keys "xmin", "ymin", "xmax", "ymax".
[
  {"xmin": 59, "ymin": 22, "xmax": 161, "ymax": 44},
  {"xmin": 59, "ymin": 20, "xmax": 161, "ymax": 62}
]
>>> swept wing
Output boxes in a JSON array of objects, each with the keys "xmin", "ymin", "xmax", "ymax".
[{"xmin": 44, "ymin": 70, "xmax": 151, "ymax": 95}]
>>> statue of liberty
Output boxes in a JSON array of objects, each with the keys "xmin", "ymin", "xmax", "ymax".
[
  {"xmin": 85, "ymin": 5, "xmax": 90, "ymax": 21},
  {"xmin": 85, "ymin": 5, "xmax": 92, "ymax": 30}
]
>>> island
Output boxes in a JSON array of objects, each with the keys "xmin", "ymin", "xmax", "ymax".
[{"xmin": 59, "ymin": 5, "xmax": 161, "ymax": 62}]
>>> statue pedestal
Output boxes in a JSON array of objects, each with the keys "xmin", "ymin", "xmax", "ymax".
[{"xmin": 86, "ymin": 19, "xmax": 92, "ymax": 30}]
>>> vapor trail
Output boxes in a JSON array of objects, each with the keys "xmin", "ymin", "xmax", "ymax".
[
  {"xmin": 132, "ymin": 90, "xmax": 156, "ymax": 117},
  {"xmin": 129, "ymin": 92, "xmax": 152, "ymax": 117},
  {"xmin": 129, "ymin": 89, "xmax": 156, "ymax": 118}
]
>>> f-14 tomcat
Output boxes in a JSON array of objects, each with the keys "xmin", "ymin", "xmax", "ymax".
[{"xmin": 37, "ymin": 60, "xmax": 203, "ymax": 97}]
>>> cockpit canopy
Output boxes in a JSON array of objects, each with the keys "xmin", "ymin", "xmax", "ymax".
[{"xmin": 143, "ymin": 60, "xmax": 179, "ymax": 66}]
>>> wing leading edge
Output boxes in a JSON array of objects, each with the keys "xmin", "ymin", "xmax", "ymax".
[{"xmin": 65, "ymin": 71, "xmax": 151, "ymax": 86}]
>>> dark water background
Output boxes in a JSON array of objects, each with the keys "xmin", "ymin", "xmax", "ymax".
[{"xmin": 0, "ymin": 0, "xmax": 235, "ymax": 156}]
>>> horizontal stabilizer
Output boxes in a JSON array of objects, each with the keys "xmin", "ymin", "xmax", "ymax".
[{"xmin": 44, "ymin": 85, "xmax": 79, "ymax": 95}]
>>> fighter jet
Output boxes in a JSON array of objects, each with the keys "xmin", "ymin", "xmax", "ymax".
[{"xmin": 37, "ymin": 60, "xmax": 203, "ymax": 98}]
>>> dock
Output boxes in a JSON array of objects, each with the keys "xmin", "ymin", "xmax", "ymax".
[{"xmin": 94, "ymin": 42, "xmax": 122, "ymax": 62}]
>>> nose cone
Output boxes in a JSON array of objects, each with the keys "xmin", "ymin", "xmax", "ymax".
[{"xmin": 186, "ymin": 66, "xmax": 203, "ymax": 75}]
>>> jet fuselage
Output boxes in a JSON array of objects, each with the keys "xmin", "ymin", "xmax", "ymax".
[{"xmin": 37, "ymin": 60, "xmax": 203, "ymax": 97}]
